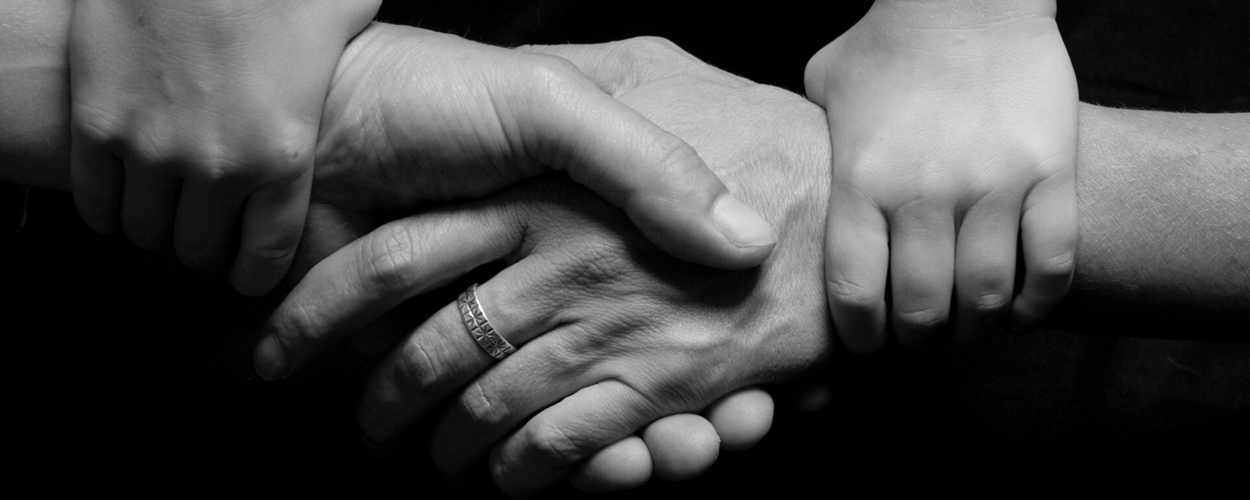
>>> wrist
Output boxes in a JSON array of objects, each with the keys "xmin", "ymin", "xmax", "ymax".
[{"xmin": 871, "ymin": 0, "xmax": 1056, "ymax": 30}]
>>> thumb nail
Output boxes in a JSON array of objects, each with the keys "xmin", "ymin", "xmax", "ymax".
[{"xmin": 712, "ymin": 195, "xmax": 776, "ymax": 249}]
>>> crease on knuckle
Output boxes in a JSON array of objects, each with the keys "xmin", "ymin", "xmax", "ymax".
[
  {"xmin": 519, "ymin": 415, "xmax": 592, "ymax": 466},
  {"xmin": 1034, "ymin": 249, "xmax": 1076, "ymax": 280},
  {"xmin": 967, "ymin": 291, "xmax": 1011, "ymax": 313},
  {"xmin": 392, "ymin": 338, "xmax": 453, "ymax": 401},
  {"xmin": 357, "ymin": 225, "xmax": 421, "ymax": 295},
  {"xmin": 896, "ymin": 306, "xmax": 946, "ymax": 329},
  {"xmin": 827, "ymin": 276, "xmax": 880, "ymax": 311},
  {"xmin": 461, "ymin": 380, "xmax": 511, "ymax": 428}
]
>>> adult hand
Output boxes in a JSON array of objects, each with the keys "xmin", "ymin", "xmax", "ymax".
[
  {"xmin": 263, "ymin": 33, "xmax": 833, "ymax": 496},
  {"xmin": 804, "ymin": 0, "xmax": 1079, "ymax": 352},
  {"xmin": 310, "ymin": 23, "xmax": 776, "ymax": 271},
  {"xmin": 68, "ymin": 0, "xmax": 380, "ymax": 295}
]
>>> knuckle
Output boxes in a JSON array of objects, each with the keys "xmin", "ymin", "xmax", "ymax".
[
  {"xmin": 826, "ymin": 276, "xmax": 881, "ymax": 311},
  {"xmin": 390, "ymin": 338, "xmax": 456, "ymax": 401},
  {"xmin": 268, "ymin": 300, "xmax": 321, "ymax": 346},
  {"xmin": 460, "ymin": 381, "xmax": 511, "ymax": 428},
  {"xmin": 357, "ymin": 226, "xmax": 421, "ymax": 294},
  {"xmin": 895, "ymin": 306, "xmax": 947, "ymax": 330},
  {"xmin": 618, "ymin": 36, "xmax": 685, "ymax": 62},
  {"xmin": 242, "ymin": 232, "xmax": 302, "ymax": 268},
  {"xmin": 514, "ymin": 416, "xmax": 590, "ymax": 465},
  {"xmin": 1032, "ymin": 249, "xmax": 1076, "ymax": 282},
  {"xmin": 966, "ymin": 291, "xmax": 1011, "ymax": 313}
]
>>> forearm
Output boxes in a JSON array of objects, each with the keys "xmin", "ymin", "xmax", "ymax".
[
  {"xmin": 1053, "ymin": 105, "xmax": 1250, "ymax": 338},
  {"xmin": 0, "ymin": 0, "xmax": 71, "ymax": 189}
]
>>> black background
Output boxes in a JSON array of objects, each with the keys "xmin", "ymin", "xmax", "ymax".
[{"xmin": 5, "ymin": 0, "xmax": 1246, "ymax": 496}]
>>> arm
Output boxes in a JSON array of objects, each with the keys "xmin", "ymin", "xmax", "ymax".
[
  {"xmin": 264, "ymin": 34, "xmax": 1247, "ymax": 496},
  {"xmin": 1, "ymin": 4, "xmax": 1243, "ymax": 341},
  {"xmin": 1, "ymin": 0, "xmax": 780, "ymax": 276}
]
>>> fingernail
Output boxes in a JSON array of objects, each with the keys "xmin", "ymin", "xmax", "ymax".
[
  {"xmin": 254, "ymin": 335, "xmax": 288, "ymax": 381},
  {"xmin": 712, "ymin": 195, "xmax": 776, "ymax": 248}
]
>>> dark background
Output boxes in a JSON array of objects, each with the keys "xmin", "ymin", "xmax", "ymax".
[{"xmin": 5, "ymin": 0, "xmax": 1246, "ymax": 495}]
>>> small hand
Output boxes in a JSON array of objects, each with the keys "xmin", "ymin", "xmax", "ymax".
[
  {"xmin": 68, "ymin": 0, "xmax": 379, "ymax": 295},
  {"xmin": 804, "ymin": 0, "xmax": 1079, "ymax": 352}
]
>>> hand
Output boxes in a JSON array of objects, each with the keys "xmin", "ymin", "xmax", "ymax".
[
  {"xmin": 68, "ymin": 0, "xmax": 380, "ymax": 295},
  {"xmin": 310, "ymin": 23, "xmax": 776, "ymax": 271},
  {"xmin": 263, "ymin": 34, "xmax": 833, "ymax": 496},
  {"xmin": 804, "ymin": 0, "xmax": 1079, "ymax": 352}
]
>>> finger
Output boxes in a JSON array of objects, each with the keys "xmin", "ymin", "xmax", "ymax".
[
  {"xmin": 641, "ymin": 413, "xmax": 720, "ymax": 482},
  {"xmin": 527, "ymin": 58, "xmax": 776, "ymax": 270},
  {"xmin": 567, "ymin": 436, "xmax": 652, "ymax": 494},
  {"xmin": 118, "ymin": 167, "xmax": 180, "ymax": 250},
  {"xmin": 355, "ymin": 256, "xmax": 566, "ymax": 449},
  {"xmin": 487, "ymin": 381, "xmax": 685, "ymax": 497},
  {"xmin": 951, "ymin": 199, "xmax": 1019, "ymax": 344},
  {"xmin": 69, "ymin": 122, "xmax": 122, "ymax": 234},
  {"xmin": 704, "ymin": 386, "xmax": 774, "ymax": 451},
  {"xmin": 1012, "ymin": 171, "xmax": 1078, "ymax": 330},
  {"xmin": 255, "ymin": 203, "xmax": 520, "ymax": 381},
  {"xmin": 173, "ymin": 181, "xmax": 243, "ymax": 273},
  {"xmin": 889, "ymin": 201, "xmax": 956, "ymax": 348},
  {"xmin": 825, "ymin": 181, "xmax": 890, "ymax": 354},
  {"xmin": 229, "ymin": 171, "xmax": 313, "ymax": 297}
]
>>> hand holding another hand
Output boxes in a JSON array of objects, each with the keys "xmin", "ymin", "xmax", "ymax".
[
  {"xmin": 264, "ymin": 29, "xmax": 835, "ymax": 496},
  {"xmin": 805, "ymin": 0, "xmax": 1079, "ymax": 353}
]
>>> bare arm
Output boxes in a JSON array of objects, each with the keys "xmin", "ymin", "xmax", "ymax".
[{"xmin": 0, "ymin": 1, "xmax": 1245, "ymax": 337}]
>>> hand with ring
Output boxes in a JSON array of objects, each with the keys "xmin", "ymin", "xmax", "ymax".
[{"xmin": 260, "ymin": 31, "xmax": 833, "ymax": 496}]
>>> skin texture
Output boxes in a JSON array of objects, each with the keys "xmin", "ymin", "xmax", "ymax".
[
  {"xmin": 1, "ymin": 4, "xmax": 1246, "ymax": 496},
  {"xmin": 66, "ymin": 0, "xmax": 778, "ymax": 295},
  {"xmin": 805, "ymin": 0, "xmax": 1079, "ymax": 352},
  {"xmin": 270, "ymin": 30, "xmax": 1247, "ymax": 496},
  {"xmin": 68, "ymin": 0, "xmax": 382, "ymax": 296}
]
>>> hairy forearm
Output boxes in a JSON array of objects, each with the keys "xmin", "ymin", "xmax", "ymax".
[{"xmin": 1054, "ymin": 105, "xmax": 1249, "ymax": 338}]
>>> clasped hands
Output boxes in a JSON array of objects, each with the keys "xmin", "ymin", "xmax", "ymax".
[{"xmin": 256, "ymin": 25, "xmax": 830, "ymax": 495}]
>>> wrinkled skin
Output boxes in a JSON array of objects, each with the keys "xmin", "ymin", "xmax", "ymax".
[{"xmin": 275, "ymin": 28, "xmax": 833, "ymax": 497}]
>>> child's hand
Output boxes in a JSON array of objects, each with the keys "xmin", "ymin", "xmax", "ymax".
[
  {"xmin": 68, "ymin": 0, "xmax": 380, "ymax": 296},
  {"xmin": 804, "ymin": 0, "xmax": 1078, "ymax": 353}
]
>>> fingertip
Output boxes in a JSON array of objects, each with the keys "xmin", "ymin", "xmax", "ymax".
[
  {"xmin": 705, "ymin": 387, "xmax": 774, "ymax": 451},
  {"xmin": 568, "ymin": 436, "xmax": 653, "ymax": 494},
  {"xmin": 711, "ymin": 194, "xmax": 778, "ymax": 255},
  {"xmin": 253, "ymin": 334, "xmax": 288, "ymax": 382},
  {"xmin": 642, "ymin": 414, "xmax": 719, "ymax": 482}
]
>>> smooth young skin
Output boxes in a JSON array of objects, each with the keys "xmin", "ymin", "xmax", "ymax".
[
  {"xmin": 804, "ymin": 0, "xmax": 1079, "ymax": 352},
  {"xmin": 68, "ymin": 0, "xmax": 381, "ymax": 296},
  {"xmin": 67, "ymin": 1, "xmax": 775, "ymax": 300}
]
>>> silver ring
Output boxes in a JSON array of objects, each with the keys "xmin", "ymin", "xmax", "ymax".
[{"xmin": 458, "ymin": 283, "xmax": 516, "ymax": 360}]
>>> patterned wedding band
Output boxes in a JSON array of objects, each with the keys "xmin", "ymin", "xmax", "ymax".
[{"xmin": 458, "ymin": 283, "xmax": 516, "ymax": 360}]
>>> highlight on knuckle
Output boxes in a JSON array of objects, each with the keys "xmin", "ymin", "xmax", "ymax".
[
  {"xmin": 826, "ymin": 276, "xmax": 880, "ymax": 311},
  {"xmin": 896, "ymin": 306, "xmax": 947, "ymax": 329},
  {"xmin": 358, "ymin": 226, "xmax": 421, "ymax": 294},
  {"xmin": 391, "ymin": 338, "xmax": 454, "ymax": 401},
  {"xmin": 461, "ymin": 380, "xmax": 511, "ymax": 428},
  {"xmin": 516, "ymin": 415, "xmax": 590, "ymax": 465}
]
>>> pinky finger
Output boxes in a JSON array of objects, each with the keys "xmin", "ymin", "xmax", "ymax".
[
  {"xmin": 69, "ymin": 123, "xmax": 122, "ymax": 233},
  {"xmin": 1013, "ymin": 175, "xmax": 1078, "ymax": 330},
  {"xmin": 230, "ymin": 172, "xmax": 314, "ymax": 296}
]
